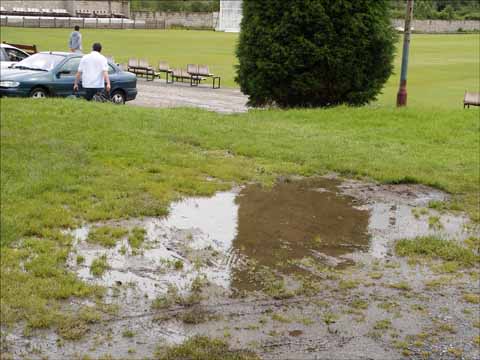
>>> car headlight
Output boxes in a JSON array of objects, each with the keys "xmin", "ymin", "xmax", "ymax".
[{"xmin": 0, "ymin": 81, "xmax": 20, "ymax": 88}]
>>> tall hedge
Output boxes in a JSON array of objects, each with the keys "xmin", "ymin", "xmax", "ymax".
[{"xmin": 235, "ymin": 0, "xmax": 398, "ymax": 107}]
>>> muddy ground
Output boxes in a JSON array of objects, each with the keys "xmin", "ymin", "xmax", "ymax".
[
  {"xmin": 2, "ymin": 176, "xmax": 479, "ymax": 360},
  {"xmin": 129, "ymin": 79, "xmax": 248, "ymax": 113}
]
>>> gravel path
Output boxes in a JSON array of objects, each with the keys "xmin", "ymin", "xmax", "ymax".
[{"xmin": 129, "ymin": 78, "xmax": 249, "ymax": 113}]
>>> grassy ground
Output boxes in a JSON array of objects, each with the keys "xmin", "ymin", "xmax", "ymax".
[
  {"xmin": 0, "ymin": 28, "xmax": 479, "ymax": 346},
  {"xmin": 1, "ymin": 28, "xmax": 478, "ymax": 107},
  {"xmin": 1, "ymin": 99, "xmax": 479, "ymax": 331}
]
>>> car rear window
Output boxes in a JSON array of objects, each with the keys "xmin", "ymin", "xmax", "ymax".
[{"xmin": 15, "ymin": 53, "xmax": 65, "ymax": 71}]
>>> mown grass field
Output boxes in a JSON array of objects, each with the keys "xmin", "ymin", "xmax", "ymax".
[
  {"xmin": 1, "ymin": 28, "xmax": 478, "ymax": 107},
  {"xmin": 0, "ymin": 28, "xmax": 479, "ymax": 336},
  {"xmin": 1, "ymin": 99, "xmax": 479, "ymax": 330}
]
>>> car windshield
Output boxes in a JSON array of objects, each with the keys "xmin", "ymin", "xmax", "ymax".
[{"xmin": 14, "ymin": 53, "xmax": 65, "ymax": 71}]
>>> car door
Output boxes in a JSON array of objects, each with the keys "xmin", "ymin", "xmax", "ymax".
[
  {"xmin": 107, "ymin": 63, "xmax": 120, "ymax": 91},
  {"xmin": 53, "ymin": 57, "xmax": 84, "ymax": 97}
]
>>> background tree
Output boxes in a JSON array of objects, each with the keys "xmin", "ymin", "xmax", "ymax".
[
  {"xmin": 130, "ymin": 0, "xmax": 219, "ymax": 13},
  {"xmin": 391, "ymin": 0, "xmax": 480, "ymax": 20},
  {"xmin": 236, "ymin": 0, "xmax": 397, "ymax": 107}
]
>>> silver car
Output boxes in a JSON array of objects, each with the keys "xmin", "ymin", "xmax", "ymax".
[{"xmin": 0, "ymin": 43, "xmax": 30, "ymax": 69}]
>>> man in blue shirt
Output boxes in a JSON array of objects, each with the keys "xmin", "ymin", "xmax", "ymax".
[{"xmin": 68, "ymin": 26, "xmax": 82, "ymax": 53}]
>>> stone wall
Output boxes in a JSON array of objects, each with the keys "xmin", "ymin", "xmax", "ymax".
[
  {"xmin": 131, "ymin": 11, "xmax": 218, "ymax": 29},
  {"xmin": 392, "ymin": 19, "xmax": 480, "ymax": 33}
]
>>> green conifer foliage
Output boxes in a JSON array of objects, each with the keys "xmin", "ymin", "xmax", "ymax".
[{"xmin": 236, "ymin": 0, "xmax": 398, "ymax": 107}]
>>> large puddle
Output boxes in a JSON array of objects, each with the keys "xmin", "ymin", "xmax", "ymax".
[{"xmin": 67, "ymin": 178, "xmax": 474, "ymax": 298}]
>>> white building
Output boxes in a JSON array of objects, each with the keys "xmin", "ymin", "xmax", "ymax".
[{"xmin": 216, "ymin": 0, "xmax": 242, "ymax": 32}]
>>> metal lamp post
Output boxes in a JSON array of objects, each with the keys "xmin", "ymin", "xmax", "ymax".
[{"xmin": 397, "ymin": 0, "xmax": 414, "ymax": 107}]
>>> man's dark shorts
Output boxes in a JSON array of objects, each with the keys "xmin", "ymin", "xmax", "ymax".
[{"xmin": 85, "ymin": 88, "xmax": 105, "ymax": 101}]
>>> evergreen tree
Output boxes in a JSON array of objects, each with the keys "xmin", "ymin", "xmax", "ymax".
[{"xmin": 236, "ymin": 0, "xmax": 397, "ymax": 107}]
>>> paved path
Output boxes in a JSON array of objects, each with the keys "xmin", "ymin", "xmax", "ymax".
[{"xmin": 129, "ymin": 79, "xmax": 249, "ymax": 113}]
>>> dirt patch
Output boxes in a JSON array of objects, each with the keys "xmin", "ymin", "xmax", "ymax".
[{"xmin": 4, "ymin": 176, "xmax": 479, "ymax": 360}]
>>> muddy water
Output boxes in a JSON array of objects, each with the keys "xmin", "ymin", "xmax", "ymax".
[
  {"xmin": 67, "ymin": 177, "xmax": 471, "ymax": 298},
  {"xmin": 231, "ymin": 178, "xmax": 370, "ymax": 289}
]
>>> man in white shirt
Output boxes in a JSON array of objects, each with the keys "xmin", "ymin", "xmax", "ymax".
[{"xmin": 73, "ymin": 43, "xmax": 111, "ymax": 101}]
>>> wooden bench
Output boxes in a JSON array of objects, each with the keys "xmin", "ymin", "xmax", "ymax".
[
  {"xmin": 127, "ymin": 58, "xmax": 155, "ymax": 81},
  {"xmin": 2, "ymin": 41, "xmax": 37, "ymax": 55},
  {"xmin": 156, "ymin": 61, "xmax": 173, "ymax": 83},
  {"xmin": 464, "ymin": 92, "xmax": 480, "ymax": 108},
  {"xmin": 171, "ymin": 68, "xmax": 199, "ymax": 86},
  {"xmin": 187, "ymin": 64, "xmax": 221, "ymax": 89}
]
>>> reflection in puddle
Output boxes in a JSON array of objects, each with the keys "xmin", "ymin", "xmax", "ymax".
[
  {"xmin": 67, "ymin": 178, "xmax": 472, "ymax": 298},
  {"xmin": 289, "ymin": 330, "xmax": 304, "ymax": 337},
  {"xmin": 232, "ymin": 178, "xmax": 370, "ymax": 289}
]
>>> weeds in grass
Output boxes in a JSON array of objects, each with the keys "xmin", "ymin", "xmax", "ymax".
[
  {"xmin": 437, "ymin": 322, "xmax": 457, "ymax": 334},
  {"xmin": 322, "ymin": 312, "xmax": 339, "ymax": 326},
  {"xmin": 410, "ymin": 304, "xmax": 426, "ymax": 313},
  {"xmin": 425, "ymin": 276, "xmax": 452, "ymax": 289},
  {"xmin": 119, "ymin": 245, "xmax": 127, "ymax": 255},
  {"xmin": 87, "ymin": 226, "xmax": 128, "ymax": 248},
  {"xmin": 295, "ymin": 276, "xmax": 321, "ymax": 296},
  {"xmin": 393, "ymin": 340, "xmax": 409, "ymax": 350},
  {"xmin": 378, "ymin": 301, "xmax": 400, "ymax": 312},
  {"xmin": 389, "ymin": 281, "xmax": 411, "ymax": 291},
  {"xmin": 128, "ymin": 227, "xmax": 146, "ymax": 249},
  {"xmin": 339, "ymin": 279, "xmax": 359, "ymax": 290},
  {"xmin": 395, "ymin": 236, "xmax": 478, "ymax": 267},
  {"xmin": 76, "ymin": 255, "xmax": 85, "ymax": 265},
  {"xmin": 463, "ymin": 293, "xmax": 480, "ymax": 304},
  {"xmin": 432, "ymin": 261, "xmax": 460, "ymax": 273},
  {"xmin": 374, "ymin": 319, "xmax": 392, "ymax": 330},
  {"xmin": 174, "ymin": 260, "xmax": 184, "ymax": 270},
  {"xmin": 312, "ymin": 235, "xmax": 323, "ymax": 246},
  {"xmin": 78, "ymin": 306, "xmax": 102, "ymax": 324},
  {"xmin": 350, "ymin": 299, "xmax": 369, "ymax": 310},
  {"xmin": 180, "ymin": 307, "xmax": 208, "ymax": 325},
  {"xmin": 56, "ymin": 317, "xmax": 89, "ymax": 340},
  {"xmin": 90, "ymin": 255, "xmax": 109, "ymax": 277},
  {"xmin": 369, "ymin": 272, "xmax": 383, "ymax": 280},
  {"xmin": 258, "ymin": 269, "xmax": 294, "ymax": 299},
  {"xmin": 155, "ymin": 336, "xmax": 260, "ymax": 360},
  {"xmin": 151, "ymin": 285, "xmax": 181, "ymax": 310},
  {"xmin": 271, "ymin": 312, "xmax": 292, "ymax": 323},
  {"xmin": 428, "ymin": 216, "xmax": 443, "ymax": 230},
  {"xmin": 122, "ymin": 329, "xmax": 135, "ymax": 338},
  {"xmin": 465, "ymin": 237, "xmax": 480, "ymax": 253},
  {"xmin": 412, "ymin": 208, "xmax": 429, "ymax": 219}
]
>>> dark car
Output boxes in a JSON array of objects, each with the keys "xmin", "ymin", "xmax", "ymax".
[{"xmin": 0, "ymin": 52, "xmax": 137, "ymax": 104}]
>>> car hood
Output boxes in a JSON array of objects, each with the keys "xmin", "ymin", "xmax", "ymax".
[{"xmin": 0, "ymin": 68, "xmax": 50, "ymax": 81}]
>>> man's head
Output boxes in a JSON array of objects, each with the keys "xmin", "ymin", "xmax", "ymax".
[
  {"xmin": 74, "ymin": 25, "xmax": 80, "ymax": 31},
  {"xmin": 92, "ymin": 43, "xmax": 102, "ymax": 53}
]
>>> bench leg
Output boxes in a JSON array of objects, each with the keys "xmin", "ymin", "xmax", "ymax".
[
  {"xmin": 190, "ymin": 77, "xmax": 199, "ymax": 87},
  {"xmin": 213, "ymin": 77, "xmax": 221, "ymax": 89}
]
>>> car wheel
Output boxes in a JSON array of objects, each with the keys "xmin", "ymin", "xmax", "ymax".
[
  {"xmin": 110, "ymin": 90, "xmax": 125, "ymax": 105},
  {"xmin": 30, "ymin": 87, "xmax": 48, "ymax": 99}
]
